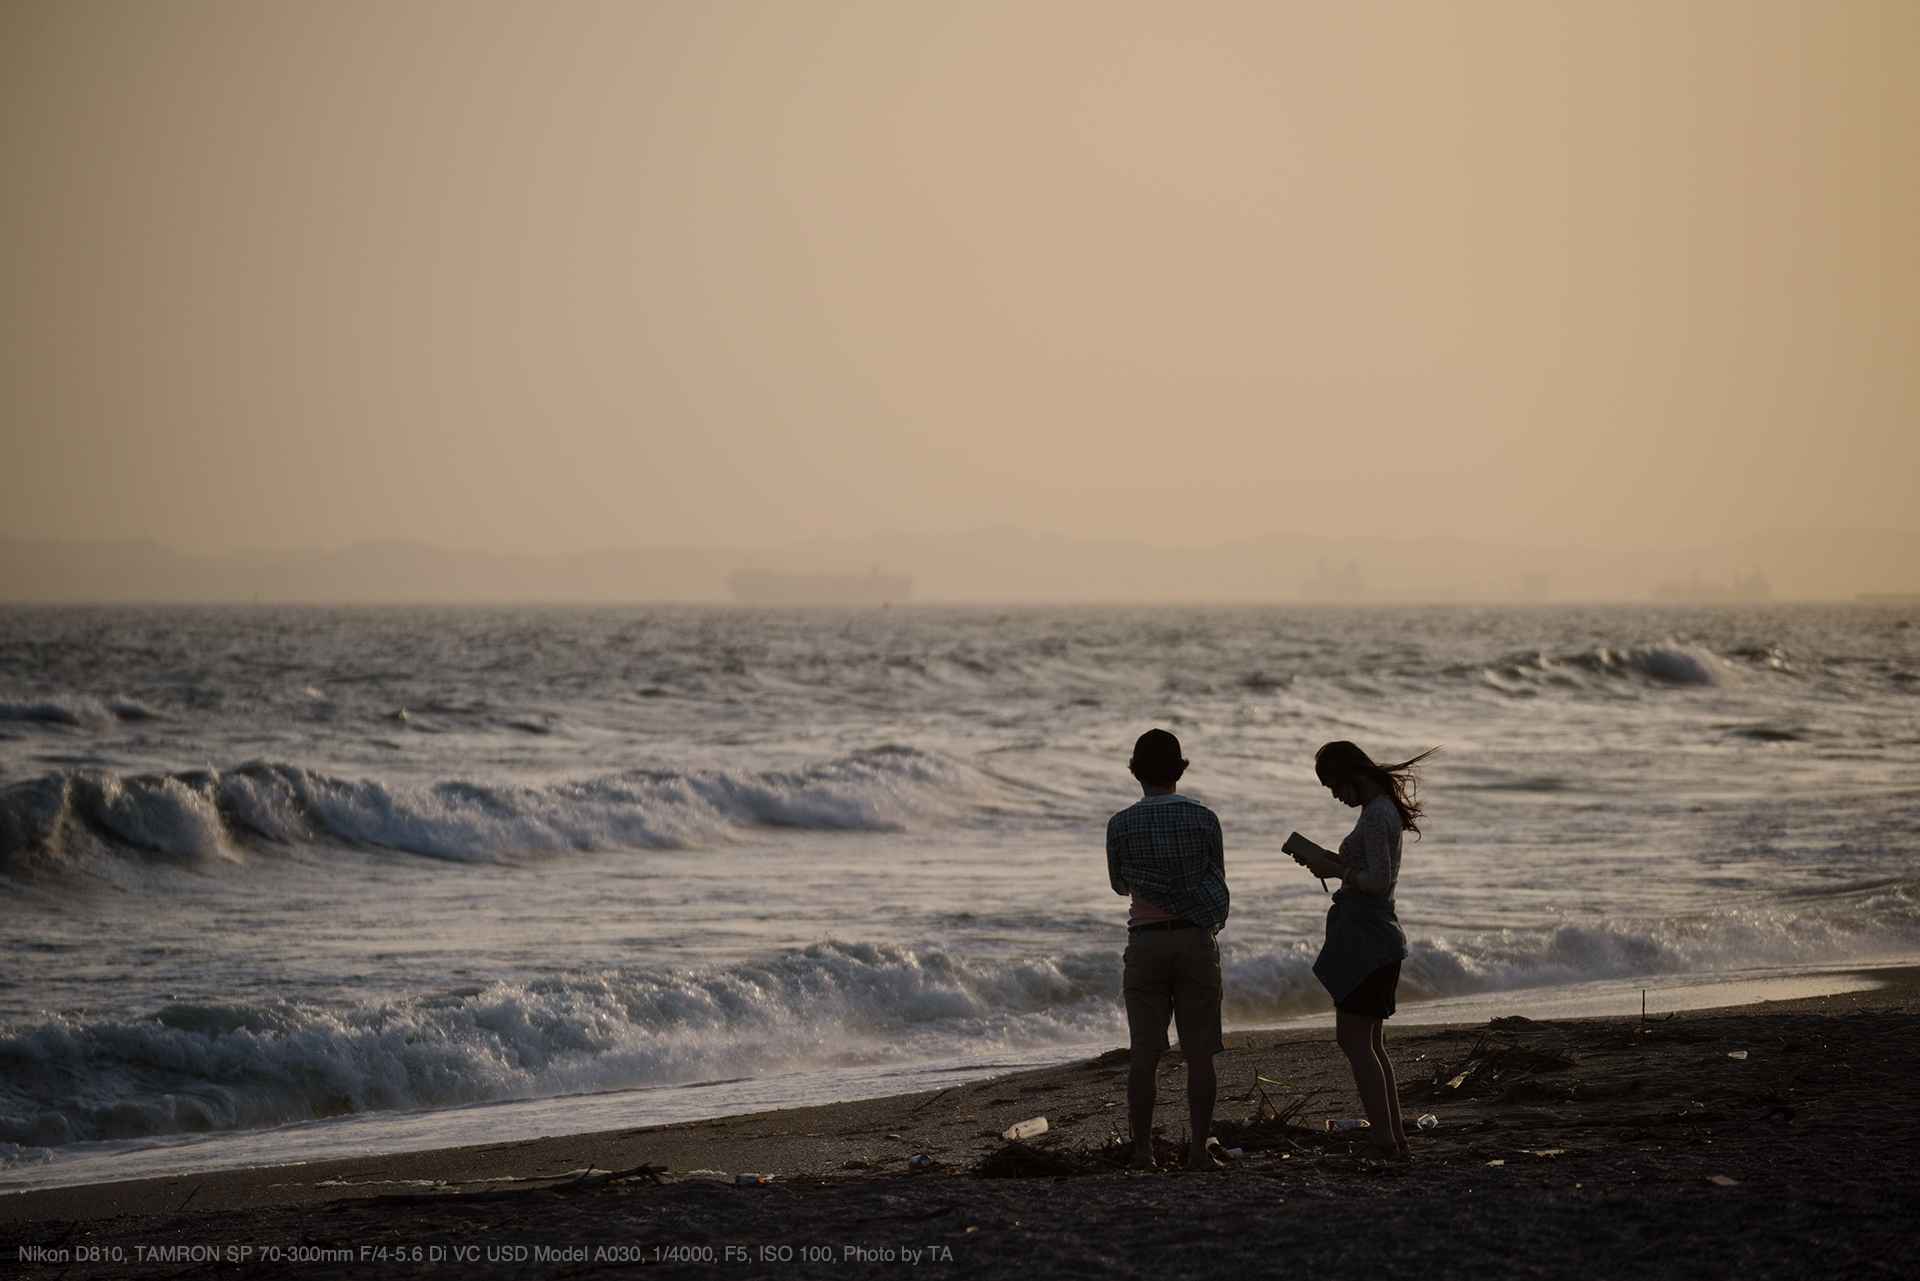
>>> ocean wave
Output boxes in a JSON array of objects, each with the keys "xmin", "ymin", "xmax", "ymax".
[
  {"xmin": 1221, "ymin": 889, "xmax": 1920, "ymax": 1022},
  {"xmin": 4, "ymin": 895, "xmax": 1914, "ymax": 1153},
  {"xmin": 1473, "ymin": 643, "xmax": 1734, "ymax": 693},
  {"xmin": 1400, "ymin": 893, "xmax": 1919, "ymax": 1004},
  {"xmin": 0, "ymin": 695, "xmax": 158, "ymax": 728},
  {"xmin": 0, "ymin": 748, "xmax": 981, "ymax": 874},
  {"xmin": 0, "ymin": 941, "xmax": 1122, "ymax": 1149}
]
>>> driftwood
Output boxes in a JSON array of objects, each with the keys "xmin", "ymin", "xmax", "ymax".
[
  {"xmin": 1420, "ymin": 1032, "xmax": 1579, "ymax": 1101},
  {"xmin": 331, "ymin": 1163, "xmax": 666, "ymax": 1208}
]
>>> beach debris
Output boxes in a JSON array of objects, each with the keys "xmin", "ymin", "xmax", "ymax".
[
  {"xmin": 326, "ymin": 1163, "xmax": 666, "ymax": 1207},
  {"xmin": 1728, "ymin": 1050, "xmax": 1749, "ymax": 1060},
  {"xmin": 1211, "ymin": 1083, "xmax": 1325, "ymax": 1154},
  {"xmin": 906, "ymin": 1154, "xmax": 935, "ymax": 1172},
  {"xmin": 734, "ymin": 1174, "xmax": 771, "ymax": 1186},
  {"xmin": 1002, "ymin": 1116, "xmax": 1049, "ymax": 1141},
  {"xmin": 1326, "ymin": 1118, "xmax": 1371, "ymax": 1131},
  {"xmin": 554, "ymin": 1164, "xmax": 668, "ymax": 1192},
  {"xmin": 971, "ymin": 1141, "xmax": 1095, "ymax": 1179},
  {"xmin": 1426, "ymin": 1031, "xmax": 1579, "ymax": 1101},
  {"xmin": 1417, "ymin": 1114, "xmax": 1439, "ymax": 1130},
  {"xmin": 1709, "ymin": 1175, "xmax": 1739, "ymax": 1187}
]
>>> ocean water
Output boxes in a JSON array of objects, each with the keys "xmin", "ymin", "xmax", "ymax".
[{"xmin": 3, "ymin": 603, "xmax": 1916, "ymax": 1191}]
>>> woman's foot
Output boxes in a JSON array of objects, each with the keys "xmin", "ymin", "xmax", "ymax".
[{"xmin": 1358, "ymin": 1136, "xmax": 1409, "ymax": 1164}]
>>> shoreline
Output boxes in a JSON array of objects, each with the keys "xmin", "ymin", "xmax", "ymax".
[
  {"xmin": 5, "ymin": 968, "xmax": 1916, "ymax": 1278},
  {"xmin": 8, "ymin": 961, "xmax": 1898, "ymax": 1202}
]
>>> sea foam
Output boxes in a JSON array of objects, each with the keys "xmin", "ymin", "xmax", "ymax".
[
  {"xmin": 0, "ymin": 940, "xmax": 1120, "ymax": 1152},
  {"xmin": 8, "ymin": 894, "xmax": 1914, "ymax": 1157}
]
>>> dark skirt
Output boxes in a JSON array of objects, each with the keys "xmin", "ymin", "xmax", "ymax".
[{"xmin": 1334, "ymin": 960, "xmax": 1401, "ymax": 1020}]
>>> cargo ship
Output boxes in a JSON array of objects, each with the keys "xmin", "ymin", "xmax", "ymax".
[
  {"xmin": 726, "ymin": 567, "xmax": 912, "ymax": 603},
  {"xmin": 1650, "ymin": 570, "xmax": 1771, "ymax": 603}
]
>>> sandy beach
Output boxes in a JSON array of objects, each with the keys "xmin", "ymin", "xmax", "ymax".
[{"xmin": 5, "ymin": 970, "xmax": 1915, "ymax": 1279}]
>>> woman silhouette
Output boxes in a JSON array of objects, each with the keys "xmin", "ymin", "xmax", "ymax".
[{"xmin": 1284, "ymin": 741, "xmax": 1435, "ymax": 1163}]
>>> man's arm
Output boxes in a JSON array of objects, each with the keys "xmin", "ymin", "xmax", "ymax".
[{"xmin": 1107, "ymin": 819, "xmax": 1131, "ymax": 896}]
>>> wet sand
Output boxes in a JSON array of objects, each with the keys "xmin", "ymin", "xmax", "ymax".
[{"xmin": 6, "ymin": 971, "xmax": 1916, "ymax": 1279}]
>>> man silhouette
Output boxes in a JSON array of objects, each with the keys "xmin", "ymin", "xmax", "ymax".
[{"xmin": 1106, "ymin": 728, "xmax": 1228, "ymax": 1170}]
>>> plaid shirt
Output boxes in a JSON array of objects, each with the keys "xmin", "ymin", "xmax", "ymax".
[{"xmin": 1106, "ymin": 795, "xmax": 1229, "ymax": 932}]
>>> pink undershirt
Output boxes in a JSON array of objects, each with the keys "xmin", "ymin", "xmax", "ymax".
[{"xmin": 1127, "ymin": 892, "xmax": 1179, "ymax": 928}]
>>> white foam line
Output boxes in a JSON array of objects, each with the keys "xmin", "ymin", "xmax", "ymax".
[{"xmin": 1247, "ymin": 962, "xmax": 1904, "ymax": 1031}]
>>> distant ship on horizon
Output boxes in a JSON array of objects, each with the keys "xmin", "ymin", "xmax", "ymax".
[
  {"xmin": 1651, "ymin": 570, "xmax": 1771, "ymax": 603},
  {"xmin": 726, "ymin": 567, "xmax": 912, "ymax": 603},
  {"xmin": 1301, "ymin": 558, "xmax": 1366, "ymax": 601}
]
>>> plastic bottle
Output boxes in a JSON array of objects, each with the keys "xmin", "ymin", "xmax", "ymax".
[{"xmin": 1002, "ymin": 1117, "xmax": 1049, "ymax": 1141}]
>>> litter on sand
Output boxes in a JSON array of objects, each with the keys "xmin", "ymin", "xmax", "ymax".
[{"xmin": 1001, "ymin": 1117, "xmax": 1049, "ymax": 1141}]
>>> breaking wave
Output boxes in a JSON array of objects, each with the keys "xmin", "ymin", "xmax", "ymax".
[
  {"xmin": 0, "ymin": 941, "xmax": 1120, "ymax": 1149},
  {"xmin": 1224, "ymin": 890, "xmax": 1920, "ymax": 1023},
  {"xmin": 0, "ymin": 695, "xmax": 158, "ymax": 728},
  {"xmin": 0, "ymin": 748, "xmax": 980, "ymax": 875},
  {"xmin": 5, "ymin": 892, "xmax": 1914, "ymax": 1154},
  {"xmin": 1474, "ymin": 643, "xmax": 1733, "ymax": 693}
]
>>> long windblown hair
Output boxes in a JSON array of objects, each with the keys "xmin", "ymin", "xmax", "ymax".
[{"xmin": 1314, "ymin": 741, "xmax": 1438, "ymax": 835}]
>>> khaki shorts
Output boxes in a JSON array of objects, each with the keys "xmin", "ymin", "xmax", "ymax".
[{"xmin": 1121, "ymin": 927, "xmax": 1224, "ymax": 1057}]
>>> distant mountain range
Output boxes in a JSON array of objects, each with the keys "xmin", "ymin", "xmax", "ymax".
[{"xmin": 1, "ymin": 527, "xmax": 1915, "ymax": 603}]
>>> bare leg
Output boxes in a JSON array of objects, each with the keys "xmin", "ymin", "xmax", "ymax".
[
  {"xmin": 1185, "ymin": 1052, "xmax": 1222, "ymax": 1169},
  {"xmin": 1335, "ymin": 1011, "xmax": 1394, "ymax": 1151},
  {"xmin": 1127, "ymin": 1049, "xmax": 1161, "ymax": 1169},
  {"xmin": 1372, "ymin": 1020, "xmax": 1409, "ymax": 1158}
]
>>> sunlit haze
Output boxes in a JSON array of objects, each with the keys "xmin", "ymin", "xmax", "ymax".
[{"xmin": 3, "ymin": 2, "xmax": 1916, "ymax": 560}]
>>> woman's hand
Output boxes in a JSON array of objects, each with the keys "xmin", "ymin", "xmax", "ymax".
[
  {"xmin": 1301, "ymin": 851, "xmax": 1344, "ymax": 881},
  {"xmin": 1284, "ymin": 832, "xmax": 1343, "ymax": 882}
]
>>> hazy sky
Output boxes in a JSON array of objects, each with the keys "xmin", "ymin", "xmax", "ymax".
[{"xmin": 3, "ymin": 2, "xmax": 1916, "ymax": 555}]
